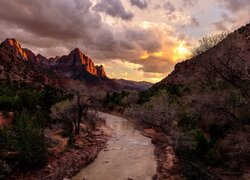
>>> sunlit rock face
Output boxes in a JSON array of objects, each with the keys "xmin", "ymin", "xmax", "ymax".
[
  {"xmin": 50, "ymin": 48, "xmax": 107, "ymax": 79},
  {"xmin": 0, "ymin": 38, "xmax": 28, "ymax": 61},
  {"xmin": 96, "ymin": 65, "xmax": 106, "ymax": 77}
]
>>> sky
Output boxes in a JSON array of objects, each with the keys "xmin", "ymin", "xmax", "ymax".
[{"xmin": 0, "ymin": 0, "xmax": 249, "ymax": 82}]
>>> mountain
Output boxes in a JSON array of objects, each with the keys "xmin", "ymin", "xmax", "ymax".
[
  {"xmin": 114, "ymin": 79, "xmax": 153, "ymax": 91},
  {"xmin": 0, "ymin": 38, "xmax": 28, "ymax": 61},
  {"xmin": 0, "ymin": 38, "xmax": 119, "ymax": 89},
  {"xmin": 49, "ymin": 48, "xmax": 106, "ymax": 79}
]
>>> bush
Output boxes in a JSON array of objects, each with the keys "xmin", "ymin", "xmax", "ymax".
[
  {"xmin": 104, "ymin": 91, "xmax": 130, "ymax": 109},
  {"xmin": 178, "ymin": 114, "xmax": 196, "ymax": 130},
  {"xmin": 181, "ymin": 160, "xmax": 209, "ymax": 180},
  {"xmin": 166, "ymin": 84, "xmax": 182, "ymax": 96},
  {"xmin": 195, "ymin": 130, "xmax": 209, "ymax": 158},
  {"xmin": 13, "ymin": 110, "xmax": 48, "ymax": 168},
  {"xmin": 0, "ymin": 96, "xmax": 12, "ymax": 110},
  {"xmin": 174, "ymin": 129, "xmax": 209, "ymax": 159}
]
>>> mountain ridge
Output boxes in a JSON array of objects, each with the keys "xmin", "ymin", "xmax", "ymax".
[{"xmin": 0, "ymin": 38, "xmax": 122, "ymax": 89}]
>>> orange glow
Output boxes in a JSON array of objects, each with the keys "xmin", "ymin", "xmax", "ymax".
[
  {"xmin": 173, "ymin": 42, "xmax": 190, "ymax": 62},
  {"xmin": 140, "ymin": 52, "xmax": 150, "ymax": 60},
  {"xmin": 140, "ymin": 51, "xmax": 163, "ymax": 60},
  {"xmin": 153, "ymin": 51, "xmax": 163, "ymax": 57}
]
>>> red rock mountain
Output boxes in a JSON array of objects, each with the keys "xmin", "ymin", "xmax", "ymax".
[
  {"xmin": 1, "ymin": 38, "xmax": 28, "ymax": 61},
  {"xmin": 0, "ymin": 38, "xmax": 114, "ymax": 87},
  {"xmin": 49, "ymin": 48, "xmax": 107, "ymax": 79}
]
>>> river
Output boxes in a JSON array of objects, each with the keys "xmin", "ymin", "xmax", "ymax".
[{"xmin": 72, "ymin": 112, "xmax": 157, "ymax": 180}]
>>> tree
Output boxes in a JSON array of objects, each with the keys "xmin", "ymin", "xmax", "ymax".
[
  {"xmin": 192, "ymin": 32, "xmax": 229, "ymax": 57},
  {"xmin": 72, "ymin": 90, "xmax": 97, "ymax": 135}
]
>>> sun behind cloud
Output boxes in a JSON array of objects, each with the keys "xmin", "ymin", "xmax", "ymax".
[{"xmin": 173, "ymin": 42, "xmax": 191, "ymax": 62}]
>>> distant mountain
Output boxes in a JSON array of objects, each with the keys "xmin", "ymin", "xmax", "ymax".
[
  {"xmin": 114, "ymin": 78, "xmax": 153, "ymax": 91},
  {"xmin": 0, "ymin": 38, "xmax": 119, "ymax": 89}
]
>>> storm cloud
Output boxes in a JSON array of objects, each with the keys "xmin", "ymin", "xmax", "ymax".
[
  {"xmin": 0, "ymin": 0, "xmax": 248, "ymax": 82},
  {"xmin": 220, "ymin": 0, "xmax": 249, "ymax": 13},
  {"xmin": 93, "ymin": 0, "xmax": 134, "ymax": 21},
  {"xmin": 164, "ymin": 2, "xmax": 175, "ymax": 15},
  {"xmin": 130, "ymin": 0, "xmax": 148, "ymax": 10}
]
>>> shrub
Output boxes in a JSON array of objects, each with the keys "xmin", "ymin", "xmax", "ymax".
[
  {"xmin": 195, "ymin": 130, "xmax": 209, "ymax": 158},
  {"xmin": 178, "ymin": 114, "xmax": 196, "ymax": 130},
  {"xmin": 0, "ymin": 96, "xmax": 12, "ymax": 110},
  {"xmin": 104, "ymin": 91, "xmax": 130, "ymax": 109},
  {"xmin": 13, "ymin": 110, "xmax": 48, "ymax": 168},
  {"xmin": 166, "ymin": 84, "xmax": 182, "ymax": 96},
  {"xmin": 181, "ymin": 160, "xmax": 209, "ymax": 180},
  {"xmin": 174, "ymin": 129, "xmax": 209, "ymax": 159}
]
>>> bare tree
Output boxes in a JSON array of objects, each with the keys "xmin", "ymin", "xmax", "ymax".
[
  {"xmin": 192, "ymin": 32, "xmax": 229, "ymax": 57},
  {"xmin": 72, "ymin": 90, "xmax": 98, "ymax": 135}
]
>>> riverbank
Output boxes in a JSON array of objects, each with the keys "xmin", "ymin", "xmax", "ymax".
[
  {"xmin": 104, "ymin": 110, "xmax": 183, "ymax": 179},
  {"xmin": 7, "ymin": 119, "xmax": 112, "ymax": 180},
  {"xmin": 141, "ymin": 128, "xmax": 182, "ymax": 179},
  {"xmin": 73, "ymin": 112, "xmax": 157, "ymax": 180}
]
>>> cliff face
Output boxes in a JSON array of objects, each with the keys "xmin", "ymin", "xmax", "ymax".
[
  {"xmin": 50, "ymin": 48, "xmax": 107, "ymax": 79},
  {"xmin": 0, "ymin": 38, "xmax": 28, "ymax": 61}
]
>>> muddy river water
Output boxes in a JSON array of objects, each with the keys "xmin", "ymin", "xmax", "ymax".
[{"xmin": 72, "ymin": 112, "xmax": 157, "ymax": 180}]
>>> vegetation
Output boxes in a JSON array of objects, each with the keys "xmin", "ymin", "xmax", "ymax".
[
  {"xmin": 103, "ymin": 91, "xmax": 130, "ymax": 110},
  {"xmin": 0, "ymin": 80, "xmax": 71, "ymax": 175},
  {"xmin": 0, "ymin": 110, "xmax": 48, "ymax": 169},
  {"xmin": 0, "ymin": 80, "xmax": 70, "ymax": 115}
]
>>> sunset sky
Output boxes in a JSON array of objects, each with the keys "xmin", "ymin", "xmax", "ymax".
[{"xmin": 0, "ymin": 0, "xmax": 249, "ymax": 82}]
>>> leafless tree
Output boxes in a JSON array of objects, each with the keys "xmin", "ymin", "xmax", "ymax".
[
  {"xmin": 192, "ymin": 32, "xmax": 229, "ymax": 57},
  {"xmin": 72, "ymin": 90, "xmax": 98, "ymax": 135}
]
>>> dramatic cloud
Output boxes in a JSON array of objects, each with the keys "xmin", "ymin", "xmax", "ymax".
[
  {"xmin": 167, "ymin": 10, "xmax": 199, "ymax": 28},
  {"xmin": 93, "ymin": 0, "xmax": 134, "ymax": 21},
  {"xmin": 0, "ymin": 0, "xmax": 101, "ymax": 39},
  {"xmin": 212, "ymin": 0, "xmax": 249, "ymax": 32},
  {"xmin": 137, "ymin": 56, "xmax": 175, "ymax": 73},
  {"xmin": 213, "ymin": 13, "xmax": 236, "ymax": 31},
  {"xmin": 164, "ymin": 2, "xmax": 175, "ymax": 15},
  {"xmin": 0, "ymin": 0, "xmax": 248, "ymax": 82},
  {"xmin": 220, "ymin": 0, "xmax": 249, "ymax": 13},
  {"xmin": 130, "ymin": 0, "xmax": 148, "ymax": 10},
  {"xmin": 183, "ymin": 0, "xmax": 197, "ymax": 7}
]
